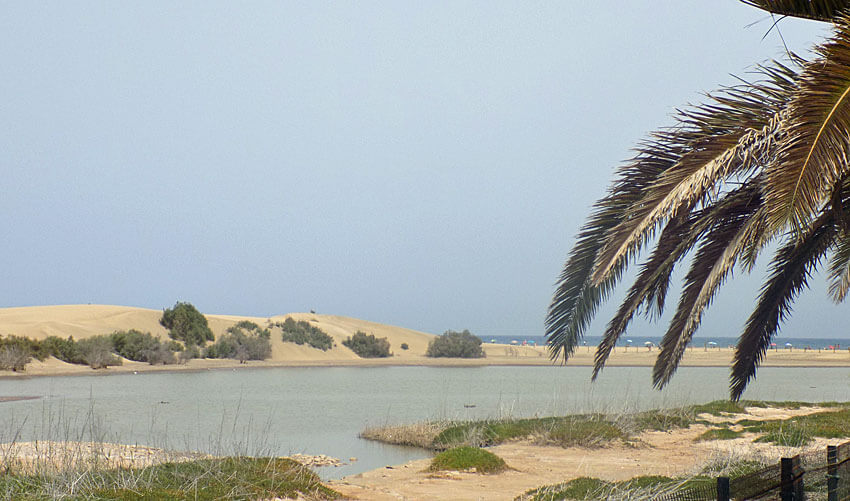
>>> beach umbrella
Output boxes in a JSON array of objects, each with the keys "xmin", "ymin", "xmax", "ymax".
[
  {"xmin": 644, "ymin": 341, "xmax": 653, "ymax": 346},
  {"xmin": 708, "ymin": 341, "xmax": 718, "ymax": 346},
  {"xmin": 785, "ymin": 343, "xmax": 793, "ymax": 347}
]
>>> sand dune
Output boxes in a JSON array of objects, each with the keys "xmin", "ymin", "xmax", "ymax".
[{"xmin": 0, "ymin": 305, "xmax": 848, "ymax": 378}]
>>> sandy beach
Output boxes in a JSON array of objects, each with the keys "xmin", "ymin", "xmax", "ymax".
[{"xmin": 0, "ymin": 304, "xmax": 847, "ymax": 379}]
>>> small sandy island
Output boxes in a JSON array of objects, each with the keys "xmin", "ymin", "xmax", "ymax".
[
  {"xmin": 328, "ymin": 405, "xmax": 838, "ymax": 501},
  {"xmin": 0, "ymin": 304, "xmax": 847, "ymax": 379}
]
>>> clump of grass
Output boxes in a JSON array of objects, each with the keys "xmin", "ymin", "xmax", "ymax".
[
  {"xmin": 696, "ymin": 427, "xmax": 743, "ymax": 441},
  {"xmin": 428, "ymin": 446, "xmax": 507, "ymax": 474},
  {"xmin": 360, "ymin": 421, "xmax": 448, "ymax": 449},
  {"xmin": 743, "ymin": 407, "xmax": 850, "ymax": 446},
  {"xmin": 517, "ymin": 475, "xmax": 714, "ymax": 501},
  {"xmin": 432, "ymin": 414, "xmax": 630, "ymax": 449},
  {"xmin": 0, "ymin": 457, "xmax": 342, "ymax": 500}
]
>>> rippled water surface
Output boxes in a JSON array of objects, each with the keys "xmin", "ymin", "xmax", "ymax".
[{"xmin": 0, "ymin": 365, "xmax": 847, "ymax": 479}]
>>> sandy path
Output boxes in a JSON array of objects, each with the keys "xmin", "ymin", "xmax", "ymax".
[{"xmin": 328, "ymin": 406, "xmax": 836, "ymax": 501}]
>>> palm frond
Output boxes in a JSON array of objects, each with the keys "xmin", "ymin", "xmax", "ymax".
[
  {"xmin": 766, "ymin": 17, "xmax": 850, "ymax": 232},
  {"xmin": 590, "ymin": 214, "xmax": 698, "ymax": 379},
  {"xmin": 652, "ymin": 181, "xmax": 765, "ymax": 389},
  {"xmin": 548, "ymin": 60, "xmax": 800, "ymax": 364},
  {"xmin": 741, "ymin": 0, "xmax": 850, "ymax": 22},
  {"xmin": 546, "ymin": 155, "xmax": 668, "ymax": 362},
  {"xmin": 730, "ymin": 211, "xmax": 837, "ymax": 400},
  {"xmin": 591, "ymin": 65, "xmax": 797, "ymax": 284},
  {"xmin": 827, "ymin": 233, "xmax": 850, "ymax": 300}
]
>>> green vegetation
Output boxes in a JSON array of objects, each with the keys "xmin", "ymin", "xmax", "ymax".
[
  {"xmin": 432, "ymin": 414, "xmax": 630, "ymax": 450},
  {"xmin": 76, "ymin": 336, "xmax": 123, "ymax": 369},
  {"xmin": 425, "ymin": 330, "xmax": 485, "ymax": 358},
  {"xmin": 160, "ymin": 301, "xmax": 214, "ymax": 347},
  {"xmin": 363, "ymin": 400, "xmax": 850, "ymax": 451},
  {"xmin": 518, "ymin": 475, "xmax": 714, "ymax": 501},
  {"xmin": 400, "ymin": 342, "xmax": 409, "ymax": 350},
  {"xmin": 278, "ymin": 317, "xmax": 334, "ymax": 351},
  {"xmin": 696, "ymin": 428, "xmax": 742, "ymax": 441},
  {"xmin": 0, "ymin": 457, "xmax": 341, "ymax": 500},
  {"xmin": 205, "ymin": 322, "xmax": 272, "ymax": 362},
  {"xmin": 428, "ymin": 446, "xmax": 507, "ymax": 474},
  {"xmin": 342, "ymin": 331, "xmax": 391, "ymax": 358},
  {"xmin": 110, "ymin": 329, "xmax": 176, "ymax": 365}
]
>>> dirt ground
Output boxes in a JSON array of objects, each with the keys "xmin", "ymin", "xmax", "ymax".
[{"xmin": 327, "ymin": 406, "xmax": 836, "ymax": 501}]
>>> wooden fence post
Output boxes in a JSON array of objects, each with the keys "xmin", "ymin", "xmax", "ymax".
[
  {"xmin": 781, "ymin": 456, "xmax": 803, "ymax": 501},
  {"xmin": 828, "ymin": 445, "xmax": 838, "ymax": 501},
  {"xmin": 716, "ymin": 476, "xmax": 730, "ymax": 501}
]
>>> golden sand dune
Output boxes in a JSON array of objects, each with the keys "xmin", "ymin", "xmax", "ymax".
[{"xmin": 0, "ymin": 305, "xmax": 848, "ymax": 378}]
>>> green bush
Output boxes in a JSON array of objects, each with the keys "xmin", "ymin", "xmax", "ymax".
[
  {"xmin": 342, "ymin": 331, "xmax": 391, "ymax": 358},
  {"xmin": 278, "ymin": 317, "xmax": 334, "ymax": 351},
  {"xmin": 76, "ymin": 336, "xmax": 122, "ymax": 369},
  {"xmin": 426, "ymin": 330, "xmax": 485, "ymax": 358},
  {"xmin": 428, "ymin": 446, "xmax": 507, "ymax": 474},
  {"xmin": 0, "ymin": 335, "xmax": 48, "ymax": 361},
  {"xmin": 110, "ymin": 330, "xmax": 159, "ymax": 361},
  {"xmin": 205, "ymin": 322, "xmax": 271, "ymax": 362},
  {"xmin": 42, "ymin": 336, "xmax": 85, "ymax": 364},
  {"xmin": 160, "ymin": 301, "xmax": 214, "ymax": 347}
]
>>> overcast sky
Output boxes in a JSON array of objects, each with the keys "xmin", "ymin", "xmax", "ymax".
[{"xmin": 1, "ymin": 2, "xmax": 841, "ymax": 339}]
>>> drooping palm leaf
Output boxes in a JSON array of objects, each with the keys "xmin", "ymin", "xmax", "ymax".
[
  {"xmin": 547, "ymin": 60, "xmax": 800, "ymax": 364},
  {"xmin": 592, "ymin": 64, "xmax": 799, "ymax": 285},
  {"xmin": 590, "ymin": 214, "xmax": 697, "ymax": 378},
  {"xmin": 827, "ymin": 233, "xmax": 850, "ymax": 300},
  {"xmin": 730, "ymin": 211, "xmax": 837, "ymax": 400},
  {"xmin": 546, "ymin": 152, "xmax": 671, "ymax": 362},
  {"xmin": 652, "ymin": 181, "xmax": 765, "ymax": 389},
  {"xmin": 766, "ymin": 16, "xmax": 850, "ymax": 232},
  {"xmin": 827, "ymin": 179, "xmax": 850, "ymax": 300},
  {"xmin": 741, "ymin": 0, "xmax": 850, "ymax": 22}
]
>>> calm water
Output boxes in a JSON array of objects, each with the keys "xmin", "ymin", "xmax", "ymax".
[{"xmin": 0, "ymin": 365, "xmax": 848, "ymax": 479}]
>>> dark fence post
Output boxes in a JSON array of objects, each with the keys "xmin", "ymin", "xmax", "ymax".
[
  {"xmin": 716, "ymin": 476, "xmax": 730, "ymax": 501},
  {"xmin": 828, "ymin": 445, "xmax": 838, "ymax": 501},
  {"xmin": 781, "ymin": 456, "xmax": 803, "ymax": 501}
]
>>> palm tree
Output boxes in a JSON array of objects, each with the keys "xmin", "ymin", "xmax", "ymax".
[{"xmin": 547, "ymin": 0, "xmax": 850, "ymax": 400}]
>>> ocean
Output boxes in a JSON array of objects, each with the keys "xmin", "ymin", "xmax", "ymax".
[{"xmin": 487, "ymin": 335, "xmax": 849, "ymax": 350}]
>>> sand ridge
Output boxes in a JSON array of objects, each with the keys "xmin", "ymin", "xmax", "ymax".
[{"xmin": 0, "ymin": 305, "xmax": 848, "ymax": 379}]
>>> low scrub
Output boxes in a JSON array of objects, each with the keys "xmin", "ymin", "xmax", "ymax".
[
  {"xmin": 278, "ymin": 317, "xmax": 334, "ymax": 351},
  {"xmin": 76, "ymin": 336, "xmax": 123, "ymax": 369},
  {"xmin": 426, "ymin": 330, "xmax": 485, "ymax": 358},
  {"xmin": 0, "ymin": 457, "xmax": 342, "ymax": 500},
  {"xmin": 342, "ymin": 331, "xmax": 391, "ymax": 358},
  {"xmin": 432, "ymin": 414, "xmax": 629, "ymax": 449},
  {"xmin": 205, "ymin": 322, "xmax": 272, "ymax": 362},
  {"xmin": 0, "ymin": 345, "xmax": 30, "ymax": 371},
  {"xmin": 428, "ymin": 446, "xmax": 507, "ymax": 474},
  {"xmin": 363, "ymin": 400, "xmax": 850, "ymax": 452},
  {"xmin": 518, "ymin": 475, "xmax": 713, "ymax": 501},
  {"xmin": 110, "ymin": 329, "xmax": 176, "ymax": 365},
  {"xmin": 42, "ymin": 336, "xmax": 86, "ymax": 365}
]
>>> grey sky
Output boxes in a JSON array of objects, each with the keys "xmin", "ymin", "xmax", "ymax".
[{"xmin": 0, "ymin": 2, "xmax": 839, "ymax": 339}]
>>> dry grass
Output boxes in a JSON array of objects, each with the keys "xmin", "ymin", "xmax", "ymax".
[{"xmin": 359, "ymin": 421, "xmax": 448, "ymax": 448}]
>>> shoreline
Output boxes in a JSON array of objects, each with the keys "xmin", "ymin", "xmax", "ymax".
[{"xmin": 1, "ymin": 345, "xmax": 849, "ymax": 381}]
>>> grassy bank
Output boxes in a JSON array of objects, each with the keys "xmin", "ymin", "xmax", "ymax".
[
  {"xmin": 0, "ymin": 456, "xmax": 341, "ymax": 500},
  {"xmin": 361, "ymin": 400, "xmax": 850, "ymax": 450}
]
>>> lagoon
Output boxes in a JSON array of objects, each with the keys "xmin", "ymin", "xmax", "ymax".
[{"xmin": 0, "ymin": 365, "xmax": 848, "ymax": 479}]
